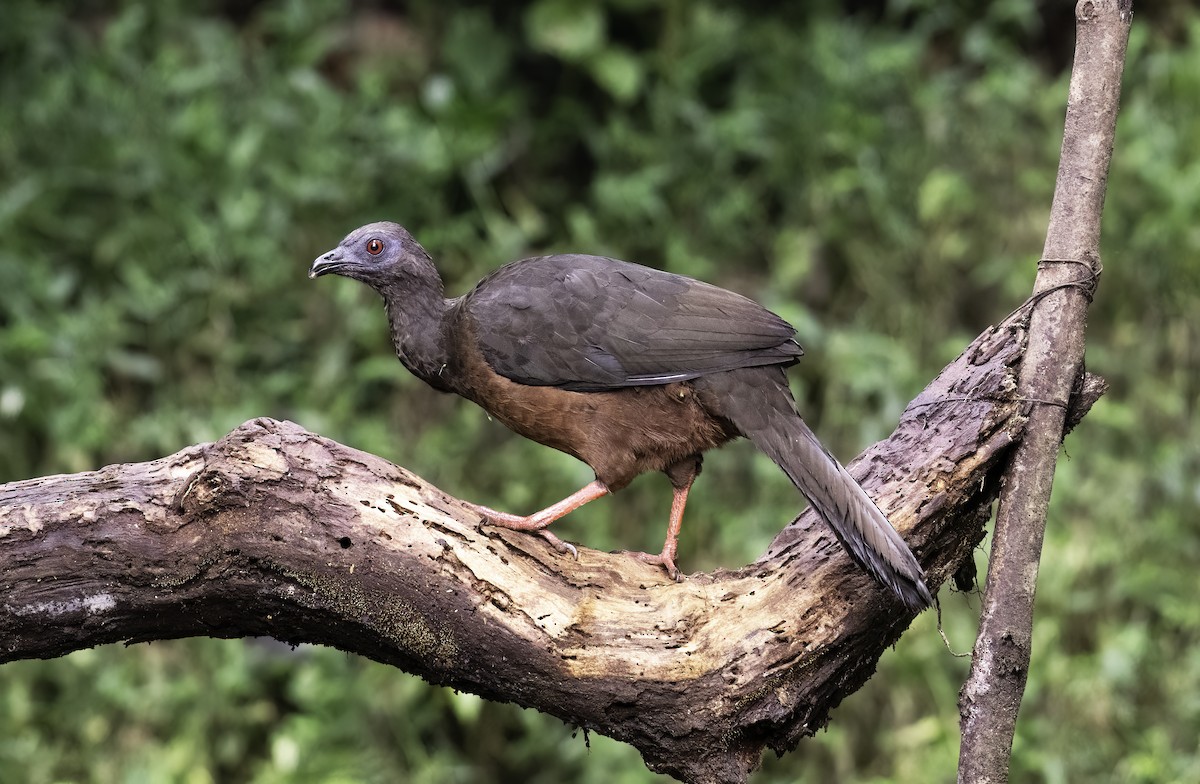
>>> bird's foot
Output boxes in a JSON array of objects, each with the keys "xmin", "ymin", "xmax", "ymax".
[
  {"xmin": 538, "ymin": 530, "xmax": 578, "ymax": 560},
  {"xmin": 464, "ymin": 502, "xmax": 578, "ymax": 559},
  {"xmin": 464, "ymin": 502, "xmax": 527, "ymax": 527},
  {"xmin": 622, "ymin": 550, "xmax": 682, "ymax": 581}
]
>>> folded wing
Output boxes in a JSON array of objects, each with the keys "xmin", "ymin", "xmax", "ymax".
[{"xmin": 464, "ymin": 254, "xmax": 803, "ymax": 391}]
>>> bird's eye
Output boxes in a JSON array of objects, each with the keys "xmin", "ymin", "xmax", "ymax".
[{"xmin": 366, "ymin": 238, "xmax": 384, "ymax": 255}]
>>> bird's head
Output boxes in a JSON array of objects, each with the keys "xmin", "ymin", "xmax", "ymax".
[{"xmin": 309, "ymin": 221, "xmax": 435, "ymax": 289}]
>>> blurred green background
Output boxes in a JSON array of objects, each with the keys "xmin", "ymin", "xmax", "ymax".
[{"xmin": 1, "ymin": 0, "xmax": 1197, "ymax": 781}]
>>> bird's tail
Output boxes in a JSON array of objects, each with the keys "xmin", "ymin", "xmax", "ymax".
[{"xmin": 696, "ymin": 367, "xmax": 933, "ymax": 611}]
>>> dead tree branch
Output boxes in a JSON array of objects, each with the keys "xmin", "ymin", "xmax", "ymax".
[{"xmin": 1, "ymin": 314, "xmax": 1104, "ymax": 783}]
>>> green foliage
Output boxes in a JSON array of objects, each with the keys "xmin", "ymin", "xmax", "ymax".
[{"xmin": 1, "ymin": 0, "xmax": 1198, "ymax": 782}]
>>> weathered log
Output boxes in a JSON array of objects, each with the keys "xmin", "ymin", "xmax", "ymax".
[{"xmin": 0, "ymin": 312, "xmax": 1101, "ymax": 784}]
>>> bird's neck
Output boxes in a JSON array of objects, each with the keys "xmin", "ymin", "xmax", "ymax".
[{"xmin": 380, "ymin": 276, "xmax": 455, "ymax": 392}]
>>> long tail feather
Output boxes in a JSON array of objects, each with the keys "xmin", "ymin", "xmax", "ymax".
[{"xmin": 697, "ymin": 368, "xmax": 932, "ymax": 611}]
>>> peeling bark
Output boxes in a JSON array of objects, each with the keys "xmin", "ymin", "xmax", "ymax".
[{"xmin": 1, "ymin": 315, "xmax": 1100, "ymax": 784}]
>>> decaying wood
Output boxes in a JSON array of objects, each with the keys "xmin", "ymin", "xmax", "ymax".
[
  {"xmin": 957, "ymin": 3, "xmax": 1130, "ymax": 782},
  {"xmin": 0, "ymin": 315, "xmax": 1102, "ymax": 784}
]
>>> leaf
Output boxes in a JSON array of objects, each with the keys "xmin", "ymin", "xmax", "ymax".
[
  {"xmin": 525, "ymin": 0, "xmax": 605, "ymax": 60},
  {"xmin": 588, "ymin": 46, "xmax": 644, "ymax": 102}
]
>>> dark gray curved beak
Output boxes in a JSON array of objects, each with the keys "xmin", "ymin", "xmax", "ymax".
[{"xmin": 309, "ymin": 249, "xmax": 349, "ymax": 279}]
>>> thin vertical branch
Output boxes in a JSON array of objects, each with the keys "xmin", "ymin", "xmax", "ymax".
[{"xmin": 957, "ymin": 2, "xmax": 1133, "ymax": 782}]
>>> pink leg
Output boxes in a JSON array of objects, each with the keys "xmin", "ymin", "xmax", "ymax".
[
  {"xmin": 626, "ymin": 482, "xmax": 691, "ymax": 580},
  {"xmin": 465, "ymin": 480, "xmax": 610, "ymax": 558}
]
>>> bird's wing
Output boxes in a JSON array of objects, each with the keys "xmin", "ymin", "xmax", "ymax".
[{"xmin": 462, "ymin": 254, "xmax": 803, "ymax": 391}]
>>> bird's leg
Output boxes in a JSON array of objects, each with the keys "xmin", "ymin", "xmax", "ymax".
[
  {"xmin": 465, "ymin": 480, "xmax": 610, "ymax": 558},
  {"xmin": 625, "ymin": 481, "xmax": 691, "ymax": 581},
  {"xmin": 623, "ymin": 457, "xmax": 700, "ymax": 580}
]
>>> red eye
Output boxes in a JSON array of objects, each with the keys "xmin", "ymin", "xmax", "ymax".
[{"xmin": 366, "ymin": 238, "xmax": 384, "ymax": 255}]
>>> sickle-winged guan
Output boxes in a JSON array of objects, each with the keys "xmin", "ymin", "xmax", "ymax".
[{"xmin": 311, "ymin": 221, "xmax": 932, "ymax": 610}]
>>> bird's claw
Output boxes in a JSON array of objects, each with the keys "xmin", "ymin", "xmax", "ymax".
[
  {"xmin": 623, "ymin": 550, "xmax": 682, "ymax": 581},
  {"xmin": 539, "ymin": 529, "xmax": 578, "ymax": 560}
]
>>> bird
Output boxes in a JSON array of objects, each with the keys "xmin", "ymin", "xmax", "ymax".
[{"xmin": 310, "ymin": 221, "xmax": 933, "ymax": 610}]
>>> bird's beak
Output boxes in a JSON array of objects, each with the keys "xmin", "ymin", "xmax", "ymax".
[{"xmin": 309, "ymin": 249, "xmax": 350, "ymax": 279}]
